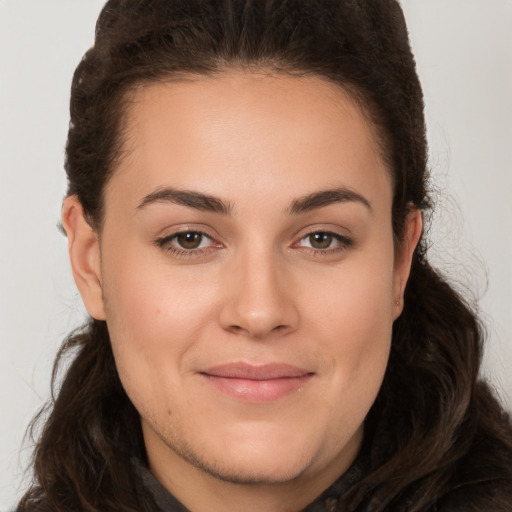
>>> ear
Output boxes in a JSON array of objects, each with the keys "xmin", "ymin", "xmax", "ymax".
[
  {"xmin": 62, "ymin": 195, "xmax": 106, "ymax": 320},
  {"xmin": 393, "ymin": 207, "xmax": 423, "ymax": 319}
]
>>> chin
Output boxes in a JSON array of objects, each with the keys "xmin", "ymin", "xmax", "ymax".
[
  {"xmin": 186, "ymin": 446, "xmax": 314, "ymax": 485},
  {"xmin": 169, "ymin": 418, "xmax": 340, "ymax": 486}
]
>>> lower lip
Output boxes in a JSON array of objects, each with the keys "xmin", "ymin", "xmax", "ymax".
[{"xmin": 202, "ymin": 374, "xmax": 312, "ymax": 402}]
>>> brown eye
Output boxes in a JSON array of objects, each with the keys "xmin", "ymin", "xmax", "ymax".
[
  {"xmin": 176, "ymin": 232, "xmax": 204, "ymax": 249},
  {"xmin": 155, "ymin": 230, "xmax": 221, "ymax": 257},
  {"xmin": 308, "ymin": 232, "xmax": 333, "ymax": 249},
  {"xmin": 295, "ymin": 230, "xmax": 352, "ymax": 255}
]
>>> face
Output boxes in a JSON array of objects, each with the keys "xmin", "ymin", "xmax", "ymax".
[{"xmin": 65, "ymin": 71, "xmax": 420, "ymax": 506}]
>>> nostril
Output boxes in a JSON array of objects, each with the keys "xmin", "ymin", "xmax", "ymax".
[{"xmin": 225, "ymin": 323, "xmax": 289, "ymax": 337}]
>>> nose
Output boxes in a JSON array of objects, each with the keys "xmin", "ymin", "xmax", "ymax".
[{"xmin": 219, "ymin": 249, "xmax": 299, "ymax": 339}]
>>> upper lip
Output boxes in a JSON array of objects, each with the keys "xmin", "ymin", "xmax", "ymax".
[{"xmin": 201, "ymin": 363, "xmax": 312, "ymax": 380}]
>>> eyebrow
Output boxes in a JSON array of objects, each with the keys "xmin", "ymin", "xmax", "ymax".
[
  {"xmin": 287, "ymin": 187, "xmax": 372, "ymax": 215},
  {"xmin": 136, "ymin": 187, "xmax": 233, "ymax": 215},
  {"xmin": 136, "ymin": 185, "xmax": 372, "ymax": 216}
]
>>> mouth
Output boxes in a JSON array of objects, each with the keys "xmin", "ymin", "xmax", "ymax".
[{"xmin": 199, "ymin": 363, "xmax": 314, "ymax": 402}]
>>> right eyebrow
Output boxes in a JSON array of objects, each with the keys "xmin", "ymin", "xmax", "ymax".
[{"xmin": 136, "ymin": 187, "xmax": 233, "ymax": 215}]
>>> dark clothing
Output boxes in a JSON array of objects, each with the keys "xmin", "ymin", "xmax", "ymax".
[
  {"xmin": 134, "ymin": 456, "xmax": 367, "ymax": 512},
  {"xmin": 135, "ymin": 461, "xmax": 190, "ymax": 512}
]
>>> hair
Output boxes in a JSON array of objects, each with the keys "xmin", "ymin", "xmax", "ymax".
[{"xmin": 18, "ymin": 1, "xmax": 512, "ymax": 511}]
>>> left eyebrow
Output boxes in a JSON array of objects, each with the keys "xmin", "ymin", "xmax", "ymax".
[{"xmin": 287, "ymin": 187, "xmax": 373, "ymax": 215}]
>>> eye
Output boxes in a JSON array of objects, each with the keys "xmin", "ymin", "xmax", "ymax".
[
  {"xmin": 155, "ymin": 230, "xmax": 220, "ymax": 257},
  {"xmin": 295, "ymin": 231, "xmax": 352, "ymax": 254},
  {"xmin": 305, "ymin": 232, "xmax": 335, "ymax": 249},
  {"xmin": 174, "ymin": 231, "xmax": 208, "ymax": 250}
]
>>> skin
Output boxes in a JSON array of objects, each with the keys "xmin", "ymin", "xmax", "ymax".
[{"xmin": 63, "ymin": 72, "xmax": 422, "ymax": 512}]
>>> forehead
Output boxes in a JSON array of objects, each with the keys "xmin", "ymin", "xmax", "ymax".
[
  {"xmin": 123, "ymin": 71, "xmax": 385, "ymax": 153},
  {"xmin": 106, "ymin": 71, "xmax": 392, "ymax": 211}
]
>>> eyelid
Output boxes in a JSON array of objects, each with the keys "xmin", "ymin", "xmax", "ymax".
[
  {"xmin": 291, "ymin": 227, "xmax": 353, "ymax": 255},
  {"xmin": 155, "ymin": 227, "xmax": 223, "ymax": 257},
  {"xmin": 154, "ymin": 224, "xmax": 353, "ymax": 259},
  {"xmin": 292, "ymin": 223, "xmax": 351, "ymax": 242}
]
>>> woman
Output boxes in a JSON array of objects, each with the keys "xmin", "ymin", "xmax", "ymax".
[{"xmin": 16, "ymin": 0, "xmax": 512, "ymax": 511}]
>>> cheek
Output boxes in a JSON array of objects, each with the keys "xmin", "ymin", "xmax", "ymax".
[
  {"xmin": 309, "ymin": 246, "xmax": 395, "ymax": 337},
  {"xmin": 306, "ymin": 246, "xmax": 395, "ymax": 393},
  {"xmin": 100, "ymin": 247, "xmax": 221, "ymax": 393},
  {"xmin": 101, "ymin": 269, "xmax": 219, "ymax": 430},
  {"xmin": 323, "ymin": 284, "xmax": 392, "ymax": 437},
  {"xmin": 103, "ymin": 245, "xmax": 216, "ymax": 336}
]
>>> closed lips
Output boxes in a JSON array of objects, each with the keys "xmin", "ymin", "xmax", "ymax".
[
  {"xmin": 199, "ymin": 363, "xmax": 314, "ymax": 402},
  {"xmin": 201, "ymin": 363, "xmax": 313, "ymax": 380}
]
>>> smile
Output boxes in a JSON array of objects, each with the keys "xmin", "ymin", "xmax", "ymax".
[{"xmin": 200, "ymin": 363, "xmax": 314, "ymax": 402}]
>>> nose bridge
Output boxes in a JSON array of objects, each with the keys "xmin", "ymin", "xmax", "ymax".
[{"xmin": 220, "ymin": 242, "xmax": 298, "ymax": 338}]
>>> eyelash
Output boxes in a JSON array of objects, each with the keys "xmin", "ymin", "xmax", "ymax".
[
  {"xmin": 155, "ymin": 229, "xmax": 353, "ymax": 259},
  {"xmin": 294, "ymin": 231, "xmax": 353, "ymax": 257},
  {"xmin": 155, "ymin": 230, "xmax": 218, "ymax": 258}
]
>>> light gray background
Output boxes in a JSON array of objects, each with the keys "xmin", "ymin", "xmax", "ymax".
[{"xmin": 1, "ymin": 1, "xmax": 511, "ymax": 508}]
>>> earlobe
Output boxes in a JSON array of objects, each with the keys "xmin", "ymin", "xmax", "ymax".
[
  {"xmin": 393, "ymin": 207, "xmax": 423, "ymax": 319},
  {"xmin": 62, "ymin": 196, "xmax": 106, "ymax": 320}
]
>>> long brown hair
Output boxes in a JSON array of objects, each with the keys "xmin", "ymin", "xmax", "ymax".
[{"xmin": 18, "ymin": 1, "xmax": 512, "ymax": 511}]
